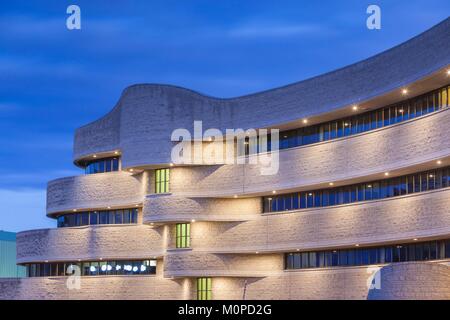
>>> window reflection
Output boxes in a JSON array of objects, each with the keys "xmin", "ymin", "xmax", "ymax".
[
  {"xmin": 25, "ymin": 259, "xmax": 157, "ymax": 277},
  {"xmin": 249, "ymin": 85, "xmax": 449, "ymax": 155},
  {"xmin": 85, "ymin": 157, "xmax": 119, "ymax": 174},
  {"xmin": 263, "ymin": 166, "xmax": 450, "ymax": 213},
  {"xmin": 286, "ymin": 239, "xmax": 450, "ymax": 270},
  {"xmin": 56, "ymin": 208, "xmax": 138, "ymax": 228}
]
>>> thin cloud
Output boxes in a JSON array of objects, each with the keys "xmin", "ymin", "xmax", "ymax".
[{"xmin": 229, "ymin": 22, "xmax": 335, "ymax": 38}]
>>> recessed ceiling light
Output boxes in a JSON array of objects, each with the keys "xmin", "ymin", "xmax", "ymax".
[
  {"xmin": 308, "ymin": 193, "xmax": 313, "ymax": 196},
  {"xmin": 429, "ymin": 174, "xmax": 434, "ymax": 178},
  {"xmin": 191, "ymin": 219, "xmax": 196, "ymax": 223},
  {"xmin": 399, "ymin": 109, "xmax": 404, "ymax": 113},
  {"xmin": 355, "ymin": 244, "xmax": 360, "ymax": 247},
  {"xmin": 272, "ymin": 190, "xmax": 277, "ymax": 194}
]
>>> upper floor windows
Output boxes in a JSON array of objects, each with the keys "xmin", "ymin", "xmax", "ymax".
[
  {"xmin": 85, "ymin": 157, "xmax": 119, "ymax": 174},
  {"xmin": 245, "ymin": 85, "xmax": 449, "ymax": 155},
  {"xmin": 56, "ymin": 208, "xmax": 138, "ymax": 228},
  {"xmin": 176, "ymin": 223, "xmax": 191, "ymax": 248},
  {"xmin": 285, "ymin": 239, "xmax": 450, "ymax": 270},
  {"xmin": 263, "ymin": 166, "xmax": 450, "ymax": 213},
  {"xmin": 25, "ymin": 259, "xmax": 156, "ymax": 277},
  {"xmin": 155, "ymin": 168, "xmax": 170, "ymax": 193}
]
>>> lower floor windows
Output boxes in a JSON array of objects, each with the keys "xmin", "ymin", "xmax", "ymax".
[
  {"xmin": 197, "ymin": 277, "xmax": 212, "ymax": 300},
  {"xmin": 25, "ymin": 259, "xmax": 156, "ymax": 277},
  {"xmin": 56, "ymin": 208, "xmax": 138, "ymax": 228},
  {"xmin": 285, "ymin": 239, "xmax": 450, "ymax": 270},
  {"xmin": 176, "ymin": 223, "xmax": 191, "ymax": 248}
]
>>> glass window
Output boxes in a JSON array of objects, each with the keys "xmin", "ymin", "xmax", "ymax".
[
  {"xmin": 197, "ymin": 277, "xmax": 212, "ymax": 300},
  {"xmin": 176, "ymin": 223, "xmax": 191, "ymax": 248},
  {"xmin": 155, "ymin": 168, "xmax": 170, "ymax": 193},
  {"xmin": 285, "ymin": 239, "xmax": 449, "ymax": 270}
]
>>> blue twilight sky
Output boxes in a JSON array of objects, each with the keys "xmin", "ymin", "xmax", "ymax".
[{"xmin": 0, "ymin": 1, "xmax": 449, "ymax": 232}]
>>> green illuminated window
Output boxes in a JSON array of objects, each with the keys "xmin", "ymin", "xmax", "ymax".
[
  {"xmin": 176, "ymin": 223, "xmax": 190, "ymax": 248},
  {"xmin": 155, "ymin": 168, "xmax": 170, "ymax": 193},
  {"xmin": 197, "ymin": 277, "xmax": 212, "ymax": 300}
]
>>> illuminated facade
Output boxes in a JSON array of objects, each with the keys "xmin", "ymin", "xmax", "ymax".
[{"xmin": 1, "ymin": 18, "xmax": 450, "ymax": 300}]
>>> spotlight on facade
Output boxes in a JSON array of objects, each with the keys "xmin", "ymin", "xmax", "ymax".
[
  {"xmin": 93, "ymin": 154, "xmax": 97, "ymax": 158},
  {"xmin": 233, "ymin": 195, "xmax": 238, "ymax": 198},
  {"xmin": 437, "ymin": 160, "xmax": 442, "ymax": 165},
  {"xmin": 255, "ymin": 251, "xmax": 259, "ymax": 254},
  {"xmin": 402, "ymin": 88, "xmax": 408, "ymax": 95},
  {"xmin": 73, "ymin": 209, "xmax": 77, "ymax": 212},
  {"xmin": 114, "ymin": 151, "xmax": 119, "ymax": 155},
  {"xmin": 413, "ymin": 238, "xmax": 418, "ymax": 241},
  {"xmin": 129, "ymin": 168, "xmax": 134, "ymax": 172},
  {"xmin": 352, "ymin": 105, "xmax": 358, "ymax": 111},
  {"xmin": 191, "ymin": 219, "xmax": 196, "ymax": 223},
  {"xmin": 272, "ymin": 190, "xmax": 277, "ymax": 194},
  {"xmin": 384, "ymin": 172, "xmax": 389, "ymax": 176},
  {"xmin": 447, "ymin": 69, "xmax": 450, "ymax": 76},
  {"xmin": 302, "ymin": 119, "xmax": 308, "ymax": 124},
  {"xmin": 329, "ymin": 182, "xmax": 334, "ymax": 186},
  {"xmin": 169, "ymin": 163, "xmax": 174, "ymax": 167},
  {"xmin": 355, "ymin": 244, "xmax": 360, "ymax": 247}
]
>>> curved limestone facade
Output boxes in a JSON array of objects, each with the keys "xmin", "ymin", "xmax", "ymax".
[{"xmin": 2, "ymin": 18, "xmax": 450, "ymax": 300}]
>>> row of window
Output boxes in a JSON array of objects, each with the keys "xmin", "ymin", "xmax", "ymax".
[
  {"xmin": 245, "ymin": 85, "xmax": 449, "ymax": 155},
  {"xmin": 285, "ymin": 239, "xmax": 450, "ymax": 270},
  {"xmin": 176, "ymin": 223, "xmax": 191, "ymax": 248},
  {"xmin": 264, "ymin": 166, "xmax": 450, "ymax": 213},
  {"xmin": 156, "ymin": 168, "xmax": 170, "ymax": 193},
  {"xmin": 25, "ymin": 259, "xmax": 157, "ymax": 277},
  {"xmin": 56, "ymin": 208, "xmax": 138, "ymax": 228},
  {"xmin": 85, "ymin": 157, "xmax": 119, "ymax": 174}
]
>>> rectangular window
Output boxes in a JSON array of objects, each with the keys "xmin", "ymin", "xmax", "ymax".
[
  {"xmin": 176, "ymin": 223, "xmax": 191, "ymax": 248},
  {"xmin": 197, "ymin": 277, "xmax": 212, "ymax": 300},
  {"xmin": 155, "ymin": 168, "xmax": 170, "ymax": 193}
]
